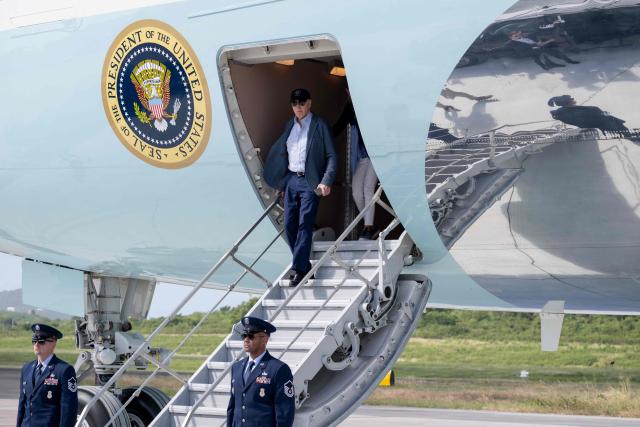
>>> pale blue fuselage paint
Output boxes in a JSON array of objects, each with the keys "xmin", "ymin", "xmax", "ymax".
[{"xmin": 0, "ymin": 0, "xmax": 515, "ymax": 311}]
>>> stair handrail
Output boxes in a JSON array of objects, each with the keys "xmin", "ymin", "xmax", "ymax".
[
  {"xmin": 103, "ymin": 228, "xmax": 285, "ymax": 427},
  {"xmin": 76, "ymin": 200, "xmax": 282, "ymax": 427},
  {"xmin": 182, "ymin": 186, "xmax": 403, "ymax": 426}
]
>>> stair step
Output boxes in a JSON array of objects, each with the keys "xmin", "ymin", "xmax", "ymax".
[
  {"xmin": 311, "ymin": 269, "xmax": 378, "ymax": 281},
  {"xmin": 312, "ymin": 240, "xmax": 397, "ymax": 252},
  {"xmin": 311, "ymin": 258, "xmax": 381, "ymax": 268},
  {"xmin": 189, "ymin": 383, "xmax": 230, "ymax": 393},
  {"xmin": 310, "ymin": 250, "xmax": 383, "ymax": 261},
  {"xmin": 201, "ymin": 361, "xmax": 232, "ymax": 384},
  {"xmin": 227, "ymin": 340, "xmax": 316, "ymax": 351},
  {"xmin": 278, "ymin": 278, "xmax": 366, "ymax": 287},
  {"xmin": 272, "ymin": 320, "xmax": 330, "ymax": 329},
  {"xmin": 168, "ymin": 404, "xmax": 228, "ymax": 425},
  {"xmin": 188, "ymin": 383, "xmax": 231, "ymax": 408},
  {"xmin": 262, "ymin": 299, "xmax": 350, "ymax": 308},
  {"xmin": 277, "ymin": 279, "xmax": 366, "ymax": 300},
  {"xmin": 262, "ymin": 300, "xmax": 347, "ymax": 322},
  {"xmin": 206, "ymin": 361, "xmax": 232, "ymax": 370},
  {"xmin": 270, "ymin": 321, "xmax": 330, "ymax": 341},
  {"xmin": 226, "ymin": 347, "xmax": 308, "ymax": 367},
  {"xmin": 169, "ymin": 405, "xmax": 227, "ymax": 416}
]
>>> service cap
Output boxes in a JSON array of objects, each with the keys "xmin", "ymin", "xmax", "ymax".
[
  {"xmin": 240, "ymin": 316, "xmax": 276, "ymax": 335},
  {"xmin": 31, "ymin": 323, "xmax": 63, "ymax": 340}
]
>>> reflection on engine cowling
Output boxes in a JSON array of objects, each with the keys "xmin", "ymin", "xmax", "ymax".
[{"xmin": 426, "ymin": 0, "xmax": 640, "ymax": 310}]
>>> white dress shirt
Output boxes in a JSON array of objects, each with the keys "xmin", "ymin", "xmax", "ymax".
[{"xmin": 286, "ymin": 113, "xmax": 313, "ymax": 173}]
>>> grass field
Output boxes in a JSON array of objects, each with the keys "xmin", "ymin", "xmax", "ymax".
[
  {"xmin": 2, "ymin": 330, "xmax": 639, "ymax": 416},
  {"xmin": 2, "ymin": 309, "xmax": 640, "ymax": 416},
  {"xmin": 367, "ymin": 377, "xmax": 640, "ymax": 417}
]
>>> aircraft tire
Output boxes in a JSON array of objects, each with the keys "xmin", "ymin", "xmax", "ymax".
[
  {"xmin": 120, "ymin": 386, "xmax": 171, "ymax": 427},
  {"xmin": 77, "ymin": 386, "xmax": 131, "ymax": 427}
]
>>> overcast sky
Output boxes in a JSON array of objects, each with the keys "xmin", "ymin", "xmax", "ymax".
[
  {"xmin": 0, "ymin": 252, "xmax": 21, "ymax": 292},
  {"xmin": 0, "ymin": 252, "xmax": 249, "ymax": 317}
]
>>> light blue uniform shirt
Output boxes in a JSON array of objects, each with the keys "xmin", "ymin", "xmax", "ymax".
[
  {"xmin": 38, "ymin": 353, "xmax": 54, "ymax": 371},
  {"xmin": 244, "ymin": 350, "xmax": 267, "ymax": 376}
]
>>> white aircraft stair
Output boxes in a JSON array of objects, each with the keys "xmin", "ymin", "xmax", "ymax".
[
  {"xmin": 426, "ymin": 126, "xmax": 599, "ymax": 247},
  {"xmin": 75, "ymin": 187, "xmax": 431, "ymax": 427},
  {"xmin": 151, "ymin": 230, "xmax": 430, "ymax": 426}
]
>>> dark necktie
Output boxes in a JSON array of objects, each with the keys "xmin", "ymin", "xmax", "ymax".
[
  {"xmin": 32, "ymin": 363, "xmax": 42, "ymax": 386},
  {"xmin": 243, "ymin": 361, "xmax": 255, "ymax": 385}
]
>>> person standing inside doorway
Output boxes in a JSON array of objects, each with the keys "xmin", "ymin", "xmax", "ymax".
[
  {"xmin": 333, "ymin": 90, "xmax": 379, "ymax": 240},
  {"xmin": 264, "ymin": 88, "xmax": 337, "ymax": 287}
]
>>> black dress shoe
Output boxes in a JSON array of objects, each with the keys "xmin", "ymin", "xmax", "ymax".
[
  {"xmin": 289, "ymin": 273, "xmax": 303, "ymax": 287},
  {"xmin": 289, "ymin": 271, "xmax": 314, "ymax": 287}
]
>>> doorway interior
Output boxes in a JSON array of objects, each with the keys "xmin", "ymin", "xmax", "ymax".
[{"xmin": 219, "ymin": 36, "xmax": 395, "ymax": 239}]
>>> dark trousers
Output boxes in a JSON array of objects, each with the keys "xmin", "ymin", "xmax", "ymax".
[{"xmin": 284, "ymin": 173, "xmax": 320, "ymax": 273}]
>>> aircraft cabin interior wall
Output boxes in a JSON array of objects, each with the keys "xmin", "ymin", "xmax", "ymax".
[{"xmin": 226, "ymin": 49, "xmax": 395, "ymax": 238}]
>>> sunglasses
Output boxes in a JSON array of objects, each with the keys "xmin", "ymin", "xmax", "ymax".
[
  {"xmin": 290, "ymin": 100, "xmax": 307, "ymax": 107},
  {"xmin": 241, "ymin": 333, "xmax": 266, "ymax": 340},
  {"xmin": 32, "ymin": 339, "xmax": 54, "ymax": 345}
]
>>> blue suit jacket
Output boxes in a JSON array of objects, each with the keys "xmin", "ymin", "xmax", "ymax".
[
  {"xmin": 264, "ymin": 115, "xmax": 337, "ymax": 191},
  {"xmin": 17, "ymin": 355, "xmax": 78, "ymax": 427},
  {"xmin": 226, "ymin": 351, "xmax": 295, "ymax": 427}
]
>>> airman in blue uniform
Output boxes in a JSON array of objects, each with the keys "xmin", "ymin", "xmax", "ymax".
[
  {"xmin": 16, "ymin": 324, "xmax": 78, "ymax": 427},
  {"xmin": 226, "ymin": 317, "xmax": 295, "ymax": 427}
]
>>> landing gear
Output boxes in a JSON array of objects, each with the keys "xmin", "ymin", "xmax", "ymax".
[
  {"xmin": 77, "ymin": 386, "xmax": 170, "ymax": 426},
  {"xmin": 77, "ymin": 386, "xmax": 131, "ymax": 427},
  {"xmin": 119, "ymin": 387, "xmax": 171, "ymax": 427}
]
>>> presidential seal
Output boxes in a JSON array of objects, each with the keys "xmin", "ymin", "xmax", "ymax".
[{"xmin": 102, "ymin": 20, "xmax": 211, "ymax": 168}]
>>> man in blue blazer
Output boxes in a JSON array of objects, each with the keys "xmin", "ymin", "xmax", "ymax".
[
  {"xmin": 227, "ymin": 317, "xmax": 295, "ymax": 427},
  {"xmin": 264, "ymin": 88, "xmax": 337, "ymax": 286},
  {"xmin": 17, "ymin": 324, "xmax": 78, "ymax": 427}
]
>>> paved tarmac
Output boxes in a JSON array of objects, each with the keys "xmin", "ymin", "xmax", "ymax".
[
  {"xmin": 2, "ymin": 368, "xmax": 639, "ymax": 426},
  {"xmin": 0, "ymin": 369, "xmax": 18, "ymax": 399},
  {"xmin": 2, "ymin": 398, "xmax": 640, "ymax": 426},
  {"xmin": 340, "ymin": 406, "xmax": 640, "ymax": 426}
]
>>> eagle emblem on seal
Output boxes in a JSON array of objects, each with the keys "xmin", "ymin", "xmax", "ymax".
[{"xmin": 130, "ymin": 59, "xmax": 181, "ymax": 132}]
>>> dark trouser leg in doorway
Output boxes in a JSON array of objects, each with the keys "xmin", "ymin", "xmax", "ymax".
[{"xmin": 284, "ymin": 173, "xmax": 320, "ymax": 285}]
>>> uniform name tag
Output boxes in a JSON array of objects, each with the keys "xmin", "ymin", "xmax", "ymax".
[
  {"xmin": 44, "ymin": 377, "xmax": 59, "ymax": 386},
  {"xmin": 256, "ymin": 376, "xmax": 271, "ymax": 384}
]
